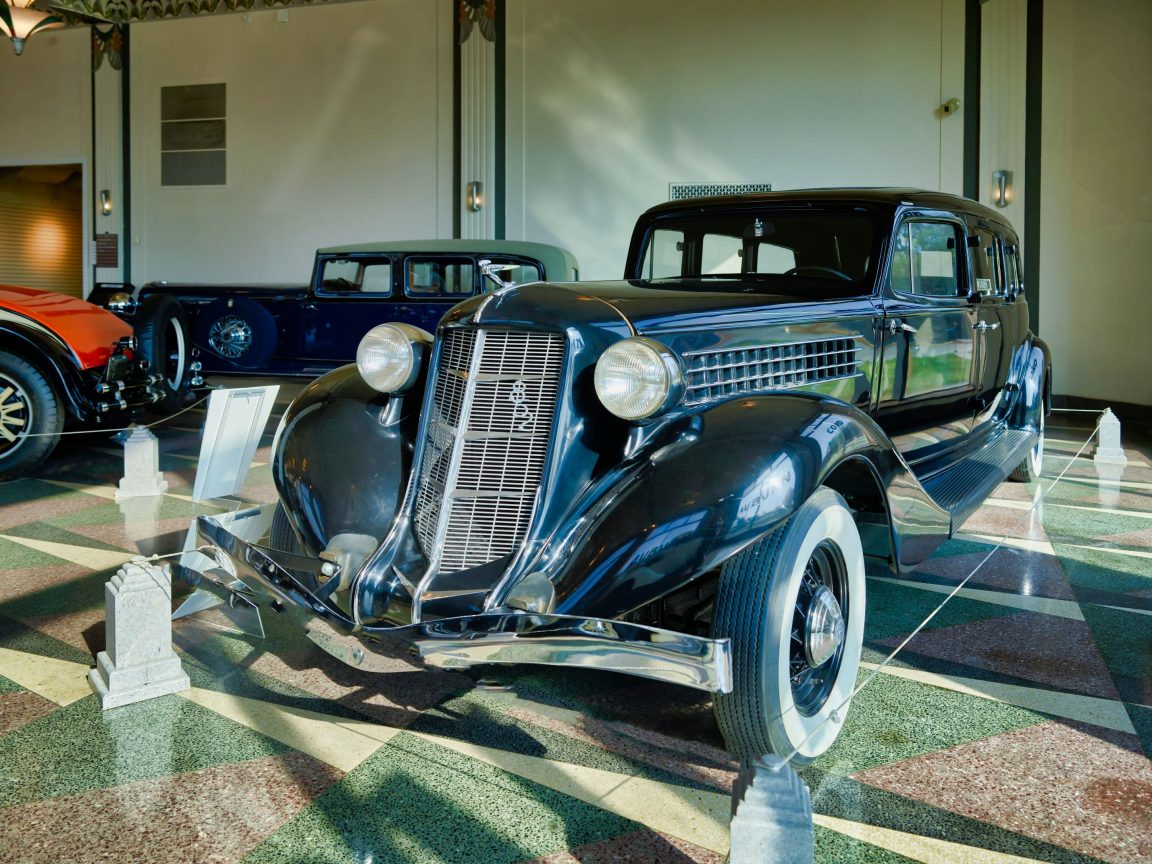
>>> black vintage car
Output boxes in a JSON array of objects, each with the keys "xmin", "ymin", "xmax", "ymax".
[
  {"xmin": 193, "ymin": 189, "xmax": 1049, "ymax": 763},
  {"xmin": 92, "ymin": 240, "xmax": 578, "ymax": 392}
]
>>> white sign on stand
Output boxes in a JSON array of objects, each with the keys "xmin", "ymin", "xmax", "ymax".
[{"xmin": 191, "ymin": 386, "xmax": 280, "ymax": 502}]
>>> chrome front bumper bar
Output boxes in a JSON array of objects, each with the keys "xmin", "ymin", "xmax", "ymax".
[{"xmin": 194, "ymin": 509, "xmax": 732, "ymax": 694}]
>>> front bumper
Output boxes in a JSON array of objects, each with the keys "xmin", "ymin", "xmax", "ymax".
[{"xmin": 194, "ymin": 507, "xmax": 733, "ymax": 694}]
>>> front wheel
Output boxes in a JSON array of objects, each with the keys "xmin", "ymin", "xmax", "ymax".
[
  {"xmin": 712, "ymin": 486, "xmax": 865, "ymax": 764},
  {"xmin": 0, "ymin": 354, "xmax": 64, "ymax": 481}
]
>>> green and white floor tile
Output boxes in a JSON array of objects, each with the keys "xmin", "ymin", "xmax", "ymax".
[{"xmin": 0, "ymin": 388, "xmax": 1148, "ymax": 863}]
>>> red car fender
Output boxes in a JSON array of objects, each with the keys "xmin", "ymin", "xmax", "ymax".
[{"xmin": 0, "ymin": 284, "xmax": 133, "ymax": 370}]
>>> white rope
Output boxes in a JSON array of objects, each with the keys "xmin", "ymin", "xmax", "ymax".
[{"xmin": 10, "ymin": 393, "xmax": 213, "ymax": 440}]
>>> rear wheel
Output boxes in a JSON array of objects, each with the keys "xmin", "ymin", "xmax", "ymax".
[
  {"xmin": 0, "ymin": 354, "xmax": 63, "ymax": 481},
  {"xmin": 712, "ymin": 486, "xmax": 865, "ymax": 764},
  {"xmin": 135, "ymin": 295, "xmax": 191, "ymax": 413},
  {"xmin": 1009, "ymin": 408, "xmax": 1044, "ymax": 482}
]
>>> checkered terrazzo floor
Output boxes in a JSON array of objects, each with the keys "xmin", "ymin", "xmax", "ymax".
[{"xmin": 0, "ymin": 383, "xmax": 1148, "ymax": 863}]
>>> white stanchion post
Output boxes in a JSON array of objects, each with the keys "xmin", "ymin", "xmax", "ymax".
[
  {"xmin": 1093, "ymin": 408, "xmax": 1128, "ymax": 466},
  {"xmin": 729, "ymin": 756, "xmax": 814, "ymax": 863},
  {"xmin": 88, "ymin": 557, "xmax": 190, "ymax": 709},
  {"xmin": 116, "ymin": 426, "xmax": 169, "ymax": 498}
]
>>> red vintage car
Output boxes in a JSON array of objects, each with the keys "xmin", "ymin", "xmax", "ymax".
[{"xmin": 0, "ymin": 285, "xmax": 171, "ymax": 480}]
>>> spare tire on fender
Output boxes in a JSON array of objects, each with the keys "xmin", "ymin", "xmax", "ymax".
[
  {"xmin": 135, "ymin": 294, "xmax": 190, "ymax": 413},
  {"xmin": 193, "ymin": 297, "xmax": 278, "ymax": 370}
]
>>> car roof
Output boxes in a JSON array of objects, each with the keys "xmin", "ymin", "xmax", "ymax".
[
  {"xmin": 641, "ymin": 187, "xmax": 1010, "ymax": 227},
  {"xmin": 313, "ymin": 239, "xmax": 579, "ymax": 278}
]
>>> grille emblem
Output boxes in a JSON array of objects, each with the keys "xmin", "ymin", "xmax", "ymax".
[{"xmin": 508, "ymin": 380, "xmax": 536, "ymax": 431}]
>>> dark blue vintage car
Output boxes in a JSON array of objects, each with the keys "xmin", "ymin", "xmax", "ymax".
[
  {"xmin": 191, "ymin": 190, "xmax": 1049, "ymax": 763},
  {"xmin": 92, "ymin": 240, "xmax": 578, "ymax": 398}
]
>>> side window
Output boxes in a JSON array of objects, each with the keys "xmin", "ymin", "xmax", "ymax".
[
  {"xmin": 889, "ymin": 221, "xmax": 960, "ymax": 298},
  {"xmin": 700, "ymin": 233, "xmax": 742, "ymax": 274},
  {"xmin": 318, "ymin": 259, "xmax": 392, "ymax": 295},
  {"xmin": 751, "ymin": 242, "xmax": 797, "ymax": 273},
  {"xmin": 971, "ymin": 229, "xmax": 1003, "ymax": 296},
  {"xmin": 1004, "ymin": 244, "xmax": 1020, "ymax": 297},
  {"xmin": 643, "ymin": 229, "xmax": 685, "ymax": 278},
  {"xmin": 406, "ymin": 259, "xmax": 476, "ymax": 297}
]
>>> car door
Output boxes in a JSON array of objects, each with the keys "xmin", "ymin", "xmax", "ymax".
[
  {"xmin": 304, "ymin": 254, "xmax": 397, "ymax": 365},
  {"xmin": 969, "ymin": 225, "xmax": 1011, "ymax": 439},
  {"xmin": 873, "ymin": 216, "xmax": 979, "ymax": 465}
]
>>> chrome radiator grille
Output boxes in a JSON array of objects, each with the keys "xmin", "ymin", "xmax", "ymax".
[
  {"xmin": 683, "ymin": 337, "xmax": 861, "ymax": 404},
  {"xmin": 413, "ymin": 329, "xmax": 565, "ymax": 573}
]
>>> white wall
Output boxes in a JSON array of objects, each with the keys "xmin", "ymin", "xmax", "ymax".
[
  {"xmin": 129, "ymin": 0, "xmax": 454, "ymax": 284},
  {"xmin": 1041, "ymin": 0, "xmax": 1152, "ymax": 405},
  {"xmin": 506, "ymin": 0, "xmax": 967, "ymax": 279},
  {"xmin": 0, "ymin": 27, "xmax": 92, "ymax": 295}
]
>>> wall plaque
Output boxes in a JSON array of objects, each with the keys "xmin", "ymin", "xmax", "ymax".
[{"xmin": 95, "ymin": 233, "xmax": 119, "ymax": 268}]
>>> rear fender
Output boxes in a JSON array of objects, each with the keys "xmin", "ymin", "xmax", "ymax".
[
  {"xmin": 272, "ymin": 365, "xmax": 422, "ymax": 552},
  {"xmin": 1006, "ymin": 336, "xmax": 1050, "ymax": 430},
  {"xmin": 517, "ymin": 393, "xmax": 950, "ymax": 621}
]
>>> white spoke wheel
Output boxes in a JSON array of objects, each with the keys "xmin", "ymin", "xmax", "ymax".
[
  {"xmin": 0, "ymin": 354, "xmax": 63, "ymax": 480},
  {"xmin": 713, "ymin": 486, "xmax": 865, "ymax": 764}
]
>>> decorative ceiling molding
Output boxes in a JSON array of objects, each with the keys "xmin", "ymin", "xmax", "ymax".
[{"xmin": 55, "ymin": 0, "xmax": 333, "ymax": 26}]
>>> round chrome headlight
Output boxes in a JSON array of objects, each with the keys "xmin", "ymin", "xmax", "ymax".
[
  {"xmin": 594, "ymin": 337, "xmax": 684, "ymax": 420},
  {"xmin": 356, "ymin": 323, "xmax": 433, "ymax": 393}
]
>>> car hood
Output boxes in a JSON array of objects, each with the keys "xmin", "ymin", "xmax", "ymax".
[
  {"xmin": 0, "ymin": 284, "xmax": 132, "ymax": 369},
  {"xmin": 574, "ymin": 279, "xmax": 869, "ymax": 334}
]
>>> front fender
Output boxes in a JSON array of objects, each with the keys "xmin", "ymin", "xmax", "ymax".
[
  {"xmin": 519, "ymin": 394, "xmax": 949, "ymax": 620},
  {"xmin": 273, "ymin": 365, "xmax": 422, "ymax": 552}
]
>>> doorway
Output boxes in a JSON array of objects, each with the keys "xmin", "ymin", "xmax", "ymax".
[{"xmin": 0, "ymin": 163, "xmax": 84, "ymax": 298}]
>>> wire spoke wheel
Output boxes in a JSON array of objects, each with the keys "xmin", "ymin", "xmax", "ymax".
[
  {"xmin": 713, "ymin": 486, "xmax": 865, "ymax": 764},
  {"xmin": 788, "ymin": 540, "xmax": 848, "ymax": 716},
  {"xmin": 209, "ymin": 315, "xmax": 254, "ymax": 359}
]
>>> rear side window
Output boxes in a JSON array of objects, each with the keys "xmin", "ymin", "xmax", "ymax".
[
  {"xmin": 889, "ymin": 221, "xmax": 961, "ymax": 298},
  {"xmin": 1004, "ymin": 244, "xmax": 1020, "ymax": 296},
  {"xmin": 971, "ymin": 228, "xmax": 1003, "ymax": 296},
  {"xmin": 406, "ymin": 259, "xmax": 476, "ymax": 297},
  {"xmin": 318, "ymin": 258, "xmax": 392, "ymax": 295}
]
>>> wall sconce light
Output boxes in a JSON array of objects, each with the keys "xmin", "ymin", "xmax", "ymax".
[
  {"xmin": 466, "ymin": 180, "xmax": 483, "ymax": 213},
  {"xmin": 992, "ymin": 169, "xmax": 1013, "ymax": 208},
  {"xmin": 100, "ymin": 189, "xmax": 113, "ymax": 216},
  {"xmin": 0, "ymin": 0, "xmax": 64, "ymax": 56}
]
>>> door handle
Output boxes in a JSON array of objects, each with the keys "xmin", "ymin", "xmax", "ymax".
[
  {"xmin": 885, "ymin": 319, "xmax": 916, "ymax": 335},
  {"xmin": 973, "ymin": 321, "xmax": 1000, "ymax": 331}
]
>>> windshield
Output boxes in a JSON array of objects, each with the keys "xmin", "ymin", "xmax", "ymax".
[{"xmin": 637, "ymin": 209, "xmax": 879, "ymax": 294}]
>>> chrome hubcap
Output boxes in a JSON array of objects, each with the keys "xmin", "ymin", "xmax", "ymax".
[
  {"xmin": 0, "ymin": 378, "xmax": 32, "ymax": 453},
  {"xmin": 804, "ymin": 584, "xmax": 845, "ymax": 668},
  {"xmin": 208, "ymin": 315, "xmax": 253, "ymax": 359},
  {"xmin": 789, "ymin": 539, "xmax": 850, "ymax": 716}
]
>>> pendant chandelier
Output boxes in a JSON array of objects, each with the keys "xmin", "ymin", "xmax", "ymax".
[{"xmin": 0, "ymin": 0, "xmax": 64, "ymax": 56}]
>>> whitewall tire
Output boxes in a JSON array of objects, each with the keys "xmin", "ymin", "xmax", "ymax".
[{"xmin": 713, "ymin": 486, "xmax": 865, "ymax": 764}]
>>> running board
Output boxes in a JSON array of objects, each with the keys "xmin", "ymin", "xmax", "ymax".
[{"xmin": 920, "ymin": 427, "xmax": 1035, "ymax": 529}]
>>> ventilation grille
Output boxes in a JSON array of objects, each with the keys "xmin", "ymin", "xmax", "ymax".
[
  {"xmin": 683, "ymin": 338, "xmax": 861, "ymax": 404},
  {"xmin": 668, "ymin": 182, "xmax": 772, "ymax": 201},
  {"xmin": 413, "ymin": 329, "xmax": 565, "ymax": 573}
]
